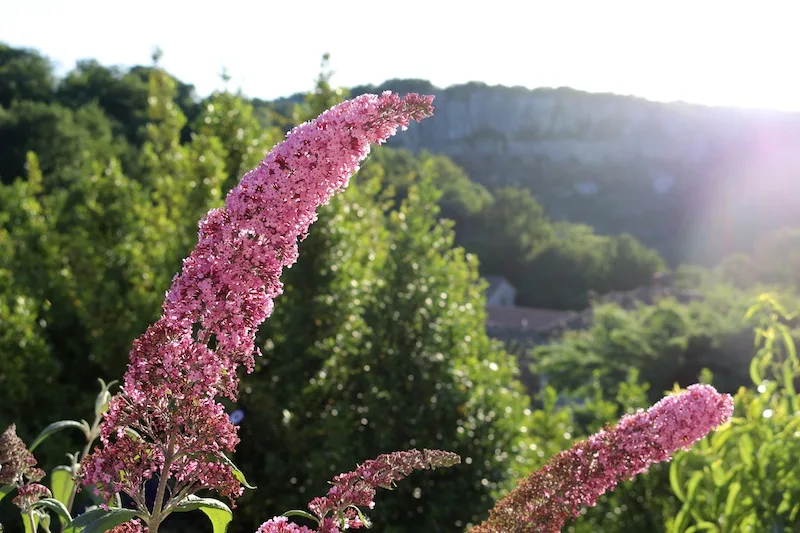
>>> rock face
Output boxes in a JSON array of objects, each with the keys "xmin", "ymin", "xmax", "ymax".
[{"xmin": 351, "ymin": 80, "xmax": 800, "ymax": 264}]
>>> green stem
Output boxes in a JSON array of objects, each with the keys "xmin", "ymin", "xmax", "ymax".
[
  {"xmin": 26, "ymin": 510, "xmax": 37, "ymax": 532},
  {"xmin": 149, "ymin": 434, "xmax": 177, "ymax": 533},
  {"xmin": 66, "ymin": 413, "xmax": 102, "ymax": 513}
]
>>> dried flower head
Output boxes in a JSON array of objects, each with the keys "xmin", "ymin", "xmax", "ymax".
[{"xmin": 0, "ymin": 425, "xmax": 43, "ymax": 486}]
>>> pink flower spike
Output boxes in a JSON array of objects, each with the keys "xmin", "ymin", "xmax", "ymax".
[
  {"xmin": 163, "ymin": 91, "xmax": 435, "ymax": 376},
  {"xmin": 80, "ymin": 92, "xmax": 434, "ymax": 511},
  {"xmin": 470, "ymin": 384, "xmax": 734, "ymax": 533},
  {"xmin": 307, "ymin": 448, "xmax": 460, "ymax": 530}
]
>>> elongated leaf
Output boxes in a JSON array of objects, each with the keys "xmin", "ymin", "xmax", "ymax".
[
  {"xmin": 34, "ymin": 497, "xmax": 72, "ymax": 524},
  {"xmin": 172, "ymin": 495, "xmax": 232, "ymax": 533},
  {"xmin": 749, "ymin": 357, "xmax": 763, "ymax": 389},
  {"xmin": 64, "ymin": 508, "xmax": 142, "ymax": 533},
  {"xmin": 693, "ymin": 521, "xmax": 720, "ymax": 532},
  {"xmin": 282, "ymin": 509, "xmax": 319, "ymax": 523},
  {"xmin": 219, "ymin": 454, "xmax": 256, "ymax": 490},
  {"xmin": 670, "ymin": 454, "xmax": 686, "ymax": 502},
  {"xmin": 671, "ymin": 504, "xmax": 691, "ymax": 533},
  {"xmin": 30, "ymin": 421, "xmax": 89, "ymax": 451},
  {"xmin": 724, "ymin": 482, "xmax": 741, "ymax": 520},
  {"xmin": 50, "ymin": 466, "xmax": 75, "ymax": 508},
  {"xmin": 0, "ymin": 484, "xmax": 14, "ymax": 503}
]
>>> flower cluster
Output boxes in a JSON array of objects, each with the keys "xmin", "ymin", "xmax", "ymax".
[
  {"xmin": 108, "ymin": 519, "xmax": 148, "ymax": 533},
  {"xmin": 470, "ymin": 384, "xmax": 734, "ymax": 532},
  {"xmin": 0, "ymin": 424, "xmax": 43, "ymax": 486},
  {"xmin": 80, "ymin": 92, "xmax": 435, "ymax": 517},
  {"xmin": 12, "ymin": 483, "xmax": 52, "ymax": 513},
  {"xmin": 256, "ymin": 516, "xmax": 314, "ymax": 533},
  {"xmin": 1, "ymin": 425, "xmax": 51, "ymax": 513},
  {"xmin": 308, "ymin": 448, "xmax": 461, "ymax": 531},
  {"xmin": 256, "ymin": 449, "xmax": 460, "ymax": 533}
]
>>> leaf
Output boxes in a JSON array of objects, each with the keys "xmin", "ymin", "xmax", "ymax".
[
  {"xmin": 670, "ymin": 453, "xmax": 687, "ymax": 502},
  {"xmin": 50, "ymin": 466, "xmax": 75, "ymax": 508},
  {"xmin": 672, "ymin": 504, "xmax": 691, "ymax": 533},
  {"xmin": 172, "ymin": 495, "xmax": 232, "ymax": 533},
  {"xmin": 693, "ymin": 521, "xmax": 720, "ymax": 532},
  {"xmin": 710, "ymin": 460, "xmax": 728, "ymax": 488},
  {"xmin": 34, "ymin": 497, "xmax": 72, "ymax": 525},
  {"xmin": 282, "ymin": 509, "xmax": 320, "ymax": 523},
  {"xmin": 685, "ymin": 471, "xmax": 704, "ymax": 504},
  {"xmin": 30, "ymin": 421, "xmax": 89, "ymax": 451},
  {"xmin": 0, "ymin": 484, "xmax": 14, "ymax": 503},
  {"xmin": 64, "ymin": 508, "xmax": 142, "ymax": 533},
  {"xmin": 738, "ymin": 434, "xmax": 755, "ymax": 468},
  {"xmin": 218, "ymin": 454, "xmax": 256, "ymax": 490},
  {"xmin": 749, "ymin": 356, "xmax": 763, "ymax": 388}
]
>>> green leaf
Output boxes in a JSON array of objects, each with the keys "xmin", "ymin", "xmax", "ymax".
[
  {"xmin": 50, "ymin": 466, "xmax": 75, "ymax": 508},
  {"xmin": 172, "ymin": 495, "xmax": 232, "ymax": 533},
  {"xmin": 672, "ymin": 504, "xmax": 691, "ymax": 533},
  {"xmin": 0, "ymin": 484, "xmax": 14, "ymax": 503},
  {"xmin": 281, "ymin": 509, "xmax": 319, "ymax": 523},
  {"xmin": 670, "ymin": 453, "xmax": 687, "ymax": 502},
  {"xmin": 33, "ymin": 497, "xmax": 72, "ymax": 525},
  {"xmin": 738, "ymin": 434, "xmax": 755, "ymax": 467},
  {"xmin": 219, "ymin": 454, "xmax": 256, "ymax": 490},
  {"xmin": 64, "ymin": 508, "xmax": 142, "ymax": 533},
  {"xmin": 693, "ymin": 521, "xmax": 720, "ymax": 532},
  {"xmin": 749, "ymin": 356, "xmax": 763, "ymax": 388},
  {"xmin": 30, "ymin": 421, "xmax": 89, "ymax": 451}
]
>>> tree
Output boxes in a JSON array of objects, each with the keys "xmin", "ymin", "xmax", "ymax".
[
  {"xmin": 0, "ymin": 44, "xmax": 54, "ymax": 107},
  {"xmin": 0, "ymin": 100, "xmax": 120, "ymax": 185}
]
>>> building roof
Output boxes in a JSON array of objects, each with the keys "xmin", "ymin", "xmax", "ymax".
[{"xmin": 485, "ymin": 305, "xmax": 577, "ymax": 333}]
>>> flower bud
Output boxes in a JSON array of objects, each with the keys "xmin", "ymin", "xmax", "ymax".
[{"xmin": 94, "ymin": 390, "xmax": 111, "ymax": 417}]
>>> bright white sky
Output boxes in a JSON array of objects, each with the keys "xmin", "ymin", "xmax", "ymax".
[{"xmin": 2, "ymin": 0, "xmax": 798, "ymax": 110}]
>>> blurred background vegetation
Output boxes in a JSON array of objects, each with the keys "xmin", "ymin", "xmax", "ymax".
[{"xmin": 1, "ymin": 44, "xmax": 799, "ymax": 532}]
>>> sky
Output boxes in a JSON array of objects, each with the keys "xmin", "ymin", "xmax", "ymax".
[{"xmin": 2, "ymin": 0, "xmax": 799, "ymax": 111}]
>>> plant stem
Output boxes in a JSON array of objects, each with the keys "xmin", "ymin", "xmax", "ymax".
[
  {"xmin": 26, "ymin": 510, "xmax": 36, "ymax": 532},
  {"xmin": 66, "ymin": 413, "xmax": 102, "ymax": 513},
  {"xmin": 149, "ymin": 434, "xmax": 177, "ymax": 533}
]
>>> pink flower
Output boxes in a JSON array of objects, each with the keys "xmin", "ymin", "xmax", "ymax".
[
  {"xmin": 307, "ymin": 449, "xmax": 460, "ymax": 531},
  {"xmin": 470, "ymin": 384, "xmax": 734, "ymax": 532},
  {"xmin": 81, "ymin": 92, "xmax": 435, "ymax": 514},
  {"xmin": 108, "ymin": 519, "xmax": 148, "ymax": 533},
  {"xmin": 12, "ymin": 483, "xmax": 52, "ymax": 512},
  {"xmin": 256, "ymin": 516, "xmax": 315, "ymax": 533},
  {"xmin": 163, "ymin": 92, "xmax": 435, "ymax": 378}
]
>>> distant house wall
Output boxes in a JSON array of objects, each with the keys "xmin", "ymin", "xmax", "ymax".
[{"xmin": 487, "ymin": 283, "xmax": 516, "ymax": 307}]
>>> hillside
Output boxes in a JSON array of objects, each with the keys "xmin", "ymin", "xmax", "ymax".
[{"xmin": 342, "ymin": 80, "xmax": 800, "ymax": 265}]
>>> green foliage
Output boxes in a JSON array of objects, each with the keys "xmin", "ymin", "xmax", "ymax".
[
  {"xmin": 234, "ymin": 165, "xmax": 535, "ymax": 532},
  {"xmin": 0, "ymin": 45, "xmax": 54, "ymax": 107},
  {"xmin": 171, "ymin": 496, "xmax": 233, "ymax": 533},
  {"xmin": 0, "ymin": 99, "xmax": 121, "ymax": 185},
  {"xmin": 669, "ymin": 293, "xmax": 800, "ymax": 532},
  {"xmin": 534, "ymin": 288, "xmax": 762, "ymax": 405}
]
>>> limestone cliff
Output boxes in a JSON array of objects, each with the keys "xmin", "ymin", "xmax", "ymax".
[{"xmin": 350, "ymin": 80, "xmax": 800, "ymax": 264}]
